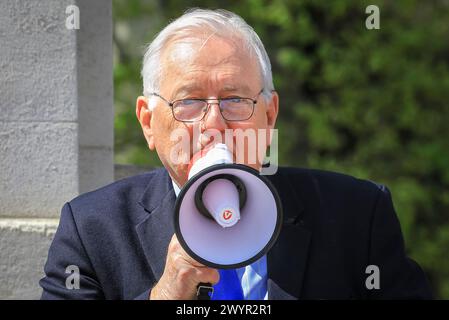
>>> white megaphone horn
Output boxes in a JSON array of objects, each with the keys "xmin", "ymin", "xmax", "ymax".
[{"xmin": 174, "ymin": 143, "xmax": 283, "ymax": 270}]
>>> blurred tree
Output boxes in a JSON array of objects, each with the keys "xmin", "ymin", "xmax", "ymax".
[
  {"xmin": 113, "ymin": 0, "xmax": 163, "ymax": 166},
  {"xmin": 113, "ymin": 0, "xmax": 449, "ymax": 298}
]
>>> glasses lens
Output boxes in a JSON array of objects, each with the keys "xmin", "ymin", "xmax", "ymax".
[
  {"xmin": 173, "ymin": 100, "xmax": 207, "ymax": 121},
  {"xmin": 220, "ymin": 98, "xmax": 254, "ymax": 121}
]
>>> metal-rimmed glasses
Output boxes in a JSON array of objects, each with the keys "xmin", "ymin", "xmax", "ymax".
[{"xmin": 149, "ymin": 89, "xmax": 264, "ymax": 122}]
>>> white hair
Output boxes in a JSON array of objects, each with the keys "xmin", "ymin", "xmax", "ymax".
[{"xmin": 141, "ymin": 8, "xmax": 275, "ymax": 101}]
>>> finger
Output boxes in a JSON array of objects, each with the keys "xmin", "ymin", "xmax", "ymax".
[{"xmin": 195, "ymin": 268, "xmax": 220, "ymax": 285}]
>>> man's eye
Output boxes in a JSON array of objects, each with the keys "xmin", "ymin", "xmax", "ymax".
[
  {"xmin": 181, "ymin": 99, "xmax": 201, "ymax": 106},
  {"xmin": 226, "ymin": 97, "xmax": 243, "ymax": 103}
]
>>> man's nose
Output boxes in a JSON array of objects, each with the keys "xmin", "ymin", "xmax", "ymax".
[{"xmin": 202, "ymin": 102, "xmax": 227, "ymax": 132}]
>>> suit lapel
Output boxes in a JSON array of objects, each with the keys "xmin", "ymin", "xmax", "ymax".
[
  {"xmin": 135, "ymin": 169, "xmax": 176, "ymax": 281},
  {"xmin": 266, "ymin": 171, "xmax": 312, "ymax": 300}
]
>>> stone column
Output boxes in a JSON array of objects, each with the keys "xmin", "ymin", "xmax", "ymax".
[{"xmin": 0, "ymin": 0, "xmax": 113, "ymax": 299}]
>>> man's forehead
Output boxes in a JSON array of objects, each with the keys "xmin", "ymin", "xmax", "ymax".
[
  {"xmin": 172, "ymin": 83, "xmax": 254, "ymax": 96},
  {"xmin": 163, "ymin": 35, "xmax": 246, "ymax": 66},
  {"xmin": 163, "ymin": 39, "xmax": 199, "ymax": 66},
  {"xmin": 160, "ymin": 35, "xmax": 261, "ymax": 96}
]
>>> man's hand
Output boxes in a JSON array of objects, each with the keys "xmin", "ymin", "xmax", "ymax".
[{"xmin": 149, "ymin": 234, "xmax": 220, "ymax": 300}]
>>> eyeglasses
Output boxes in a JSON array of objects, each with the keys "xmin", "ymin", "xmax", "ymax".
[{"xmin": 148, "ymin": 89, "xmax": 264, "ymax": 122}]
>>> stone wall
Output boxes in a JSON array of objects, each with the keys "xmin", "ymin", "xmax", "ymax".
[{"xmin": 0, "ymin": 0, "xmax": 113, "ymax": 299}]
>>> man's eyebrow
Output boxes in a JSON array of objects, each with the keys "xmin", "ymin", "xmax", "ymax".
[
  {"xmin": 172, "ymin": 85, "xmax": 201, "ymax": 98},
  {"xmin": 221, "ymin": 85, "xmax": 253, "ymax": 95},
  {"xmin": 172, "ymin": 84, "xmax": 254, "ymax": 98}
]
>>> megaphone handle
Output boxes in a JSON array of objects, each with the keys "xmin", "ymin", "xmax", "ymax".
[{"xmin": 196, "ymin": 282, "xmax": 213, "ymax": 300}]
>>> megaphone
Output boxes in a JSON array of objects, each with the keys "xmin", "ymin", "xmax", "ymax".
[{"xmin": 174, "ymin": 143, "xmax": 283, "ymax": 270}]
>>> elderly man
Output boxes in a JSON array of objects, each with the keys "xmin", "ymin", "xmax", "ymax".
[{"xmin": 40, "ymin": 9, "xmax": 432, "ymax": 300}]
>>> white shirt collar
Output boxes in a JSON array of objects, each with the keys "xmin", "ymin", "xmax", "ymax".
[{"xmin": 171, "ymin": 179, "xmax": 181, "ymax": 197}]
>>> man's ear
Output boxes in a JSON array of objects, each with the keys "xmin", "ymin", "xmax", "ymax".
[
  {"xmin": 136, "ymin": 96, "xmax": 155, "ymax": 150},
  {"xmin": 266, "ymin": 91, "xmax": 279, "ymax": 129}
]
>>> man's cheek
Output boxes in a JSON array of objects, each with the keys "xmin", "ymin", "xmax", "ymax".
[{"xmin": 167, "ymin": 126, "xmax": 195, "ymax": 166}]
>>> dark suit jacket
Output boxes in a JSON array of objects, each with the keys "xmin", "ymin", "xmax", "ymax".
[{"xmin": 40, "ymin": 167, "xmax": 433, "ymax": 299}]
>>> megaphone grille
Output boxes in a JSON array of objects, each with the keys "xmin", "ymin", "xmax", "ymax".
[{"xmin": 194, "ymin": 174, "xmax": 247, "ymax": 223}]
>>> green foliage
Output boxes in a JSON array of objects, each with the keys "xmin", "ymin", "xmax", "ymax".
[{"xmin": 113, "ymin": 0, "xmax": 449, "ymax": 298}]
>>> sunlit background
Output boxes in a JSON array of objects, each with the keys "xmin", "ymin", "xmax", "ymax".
[{"xmin": 112, "ymin": 0, "xmax": 449, "ymax": 298}]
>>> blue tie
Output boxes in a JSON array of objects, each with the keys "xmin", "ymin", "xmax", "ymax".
[{"xmin": 211, "ymin": 269, "xmax": 244, "ymax": 300}]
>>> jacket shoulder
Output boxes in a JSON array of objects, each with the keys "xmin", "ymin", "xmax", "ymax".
[
  {"xmin": 66, "ymin": 168, "xmax": 166, "ymax": 222},
  {"xmin": 274, "ymin": 166, "xmax": 387, "ymax": 207},
  {"xmin": 276, "ymin": 166, "xmax": 385, "ymax": 192}
]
